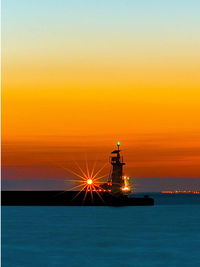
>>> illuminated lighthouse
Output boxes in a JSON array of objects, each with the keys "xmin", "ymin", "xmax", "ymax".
[{"xmin": 110, "ymin": 142, "xmax": 125, "ymax": 195}]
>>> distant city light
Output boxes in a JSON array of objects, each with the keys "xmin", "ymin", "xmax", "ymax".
[{"xmin": 162, "ymin": 190, "xmax": 200, "ymax": 194}]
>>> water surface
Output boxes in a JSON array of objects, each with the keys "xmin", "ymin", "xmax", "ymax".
[{"xmin": 2, "ymin": 195, "xmax": 200, "ymax": 266}]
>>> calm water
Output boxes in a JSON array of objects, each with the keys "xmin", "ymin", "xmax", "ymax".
[{"xmin": 2, "ymin": 194, "xmax": 200, "ymax": 267}]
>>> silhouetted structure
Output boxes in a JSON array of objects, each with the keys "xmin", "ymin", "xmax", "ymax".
[
  {"xmin": 1, "ymin": 191, "xmax": 154, "ymax": 206},
  {"xmin": 2, "ymin": 143, "xmax": 154, "ymax": 206},
  {"xmin": 111, "ymin": 142, "xmax": 125, "ymax": 195}
]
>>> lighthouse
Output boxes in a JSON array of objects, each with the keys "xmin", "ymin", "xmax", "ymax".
[{"xmin": 110, "ymin": 142, "xmax": 125, "ymax": 195}]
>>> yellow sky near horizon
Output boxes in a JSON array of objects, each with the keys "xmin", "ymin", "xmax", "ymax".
[{"xmin": 2, "ymin": 0, "xmax": 200, "ymax": 178}]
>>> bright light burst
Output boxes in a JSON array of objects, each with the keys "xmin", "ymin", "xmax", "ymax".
[
  {"xmin": 61, "ymin": 160, "xmax": 109, "ymax": 203},
  {"xmin": 86, "ymin": 179, "xmax": 93, "ymax": 185},
  {"xmin": 121, "ymin": 186, "xmax": 130, "ymax": 191},
  {"xmin": 121, "ymin": 175, "xmax": 131, "ymax": 192}
]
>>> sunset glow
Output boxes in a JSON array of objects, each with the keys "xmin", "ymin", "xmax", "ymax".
[
  {"xmin": 2, "ymin": 0, "xmax": 200, "ymax": 184},
  {"xmin": 2, "ymin": 2, "xmax": 200, "ymax": 267}
]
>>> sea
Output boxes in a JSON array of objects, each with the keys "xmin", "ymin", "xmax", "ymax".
[{"xmin": 2, "ymin": 193, "xmax": 200, "ymax": 267}]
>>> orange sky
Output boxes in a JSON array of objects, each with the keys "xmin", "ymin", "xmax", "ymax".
[{"xmin": 2, "ymin": 0, "xmax": 200, "ymax": 179}]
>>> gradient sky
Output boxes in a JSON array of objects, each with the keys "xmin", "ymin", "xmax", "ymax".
[{"xmin": 2, "ymin": 0, "xmax": 200, "ymax": 186}]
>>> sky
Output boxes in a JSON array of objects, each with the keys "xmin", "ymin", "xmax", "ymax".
[{"xmin": 2, "ymin": 0, "xmax": 200, "ymax": 189}]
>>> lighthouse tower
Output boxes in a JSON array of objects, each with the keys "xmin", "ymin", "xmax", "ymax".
[{"xmin": 110, "ymin": 142, "xmax": 125, "ymax": 195}]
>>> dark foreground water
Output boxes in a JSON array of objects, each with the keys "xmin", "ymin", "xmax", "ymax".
[{"xmin": 2, "ymin": 194, "xmax": 200, "ymax": 267}]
